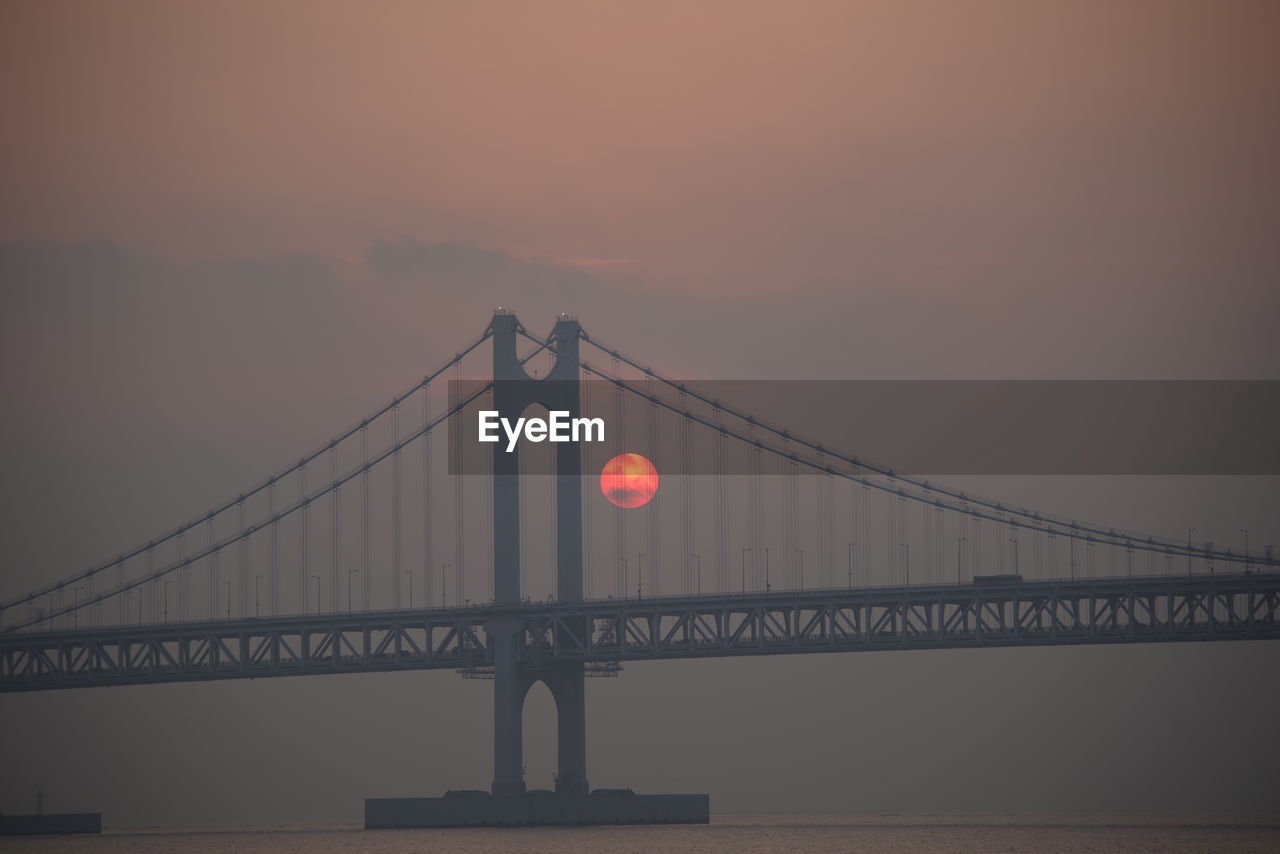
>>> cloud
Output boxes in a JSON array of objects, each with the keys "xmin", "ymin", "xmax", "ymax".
[
  {"xmin": 364, "ymin": 238, "xmax": 517, "ymax": 278},
  {"xmin": 192, "ymin": 252, "xmax": 336, "ymax": 292},
  {"xmin": 0, "ymin": 241, "xmax": 355, "ymax": 446},
  {"xmin": 558, "ymin": 257, "xmax": 646, "ymax": 268},
  {"xmin": 359, "ymin": 236, "xmax": 624, "ymax": 326}
]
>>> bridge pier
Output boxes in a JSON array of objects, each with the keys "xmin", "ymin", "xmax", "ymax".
[
  {"xmin": 489, "ymin": 618, "xmax": 527, "ymax": 795},
  {"xmin": 545, "ymin": 660, "xmax": 589, "ymax": 794},
  {"xmin": 487, "ymin": 656, "xmax": 589, "ymax": 796}
]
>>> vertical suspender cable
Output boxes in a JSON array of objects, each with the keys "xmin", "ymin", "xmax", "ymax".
[
  {"xmin": 1048, "ymin": 528, "xmax": 1057, "ymax": 579},
  {"xmin": 819, "ymin": 453, "xmax": 833, "ymax": 588},
  {"xmin": 331, "ymin": 443, "xmax": 340, "ymax": 612},
  {"xmin": 748, "ymin": 424, "xmax": 760, "ymax": 591},
  {"xmin": 937, "ymin": 505, "xmax": 944, "ymax": 585},
  {"xmin": 268, "ymin": 479, "xmax": 278, "ymax": 615},
  {"xmin": 973, "ymin": 511, "xmax": 982, "ymax": 581},
  {"xmin": 211, "ymin": 542, "xmax": 221, "ymax": 620},
  {"xmin": 647, "ymin": 374, "xmax": 660, "ymax": 595},
  {"xmin": 299, "ymin": 462, "xmax": 308, "ymax": 612},
  {"xmin": 1070, "ymin": 525, "xmax": 1078, "ymax": 580},
  {"xmin": 520, "ymin": 413, "xmax": 528, "ymax": 596},
  {"xmin": 361, "ymin": 422, "xmax": 371, "ymax": 611},
  {"xmin": 584, "ymin": 377, "xmax": 594, "ymax": 599},
  {"xmin": 1010, "ymin": 517, "xmax": 1019, "ymax": 575},
  {"xmin": 453, "ymin": 361, "xmax": 464, "ymax": 605},
  {"xmin": 423, "ymin": 380, "xmax": 433, "ymax": 606},
  {"xmin": 485, "ymin": 386, "xmax": 494, "ymax": 603},
  {"xmin": 996, "ymin": 513, "xmax": 1006, "ymax": 575},
  {"xmin": 790, "ymin": 454, "xmax": 800, "ymax": 586},
  {"xmin": 919, "ymin": 492, "xmax": 930, "ymax": 586},
  {"xmin": 936, "ymin": 504, "xmax": 944, "ymax": 584},
  {"xmin": 237, "ymin": 498, "xmax": 248, "ymax": 617},
  {"xmin": 203, "ymin": 517, "xmax": 214, "ymax": 619},
  {"xmin": 887, "ymin": 484, "xmax": 898, "ymax": 582},
  {"xmin": 679, "ymin": 390, "xmax": 692, "ymax": 595},
  {"xmin": 146, "ymin": 542, "xmax": 156, "ymax": 623},
  {"xmin": 546, "ymin": 381, "xmax": 555, "ymax": 602},
  {"xmin": 848, "ymin": 474, "xmax": 857, "ymax": 587},
  {"xmin": 613, "ymin": 356, "xmax": 625, "ymax": 597},
  {"xmin": 177, "ymin": 526, "xmax": 186, "ymax": 622},
  {"xmin": 901, "ymin": 494, "xmax": 910, "ymax": 583},
  {"xmin": 780, "ymin": 442, "xmax": 789, "ymax": 587},
  {"xmin": 715, "ymin": 406, "xmax": 726, "ymax": 592},
  {"xmin": 1032, "ymin": 522, "xmax": 1041, "ymax": 581},
  {"xmin": 118, "ymin": 556, "xmax": 126, "ymax": 625},
  {"xmin": 860, "ymin": 482, "xmax": 869, "ymax": 587},
  {"xmin": 392, "ymin": 404, "xmax": 402, "ymax": 609}
]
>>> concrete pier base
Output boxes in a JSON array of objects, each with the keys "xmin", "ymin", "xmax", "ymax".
[
  {"xmin": 0, "ymin": 813, "xmax": 101, "ymax": 836},
  {"xmin": 365, "ymin": 790, "xmax": 709, "ymax": 829}
]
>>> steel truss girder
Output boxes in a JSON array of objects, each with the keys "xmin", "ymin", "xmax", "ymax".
[
  {"xmin": 0, "ymin": 612, "xmax": 488, "ymax": 691},
  {"xmin": 2, "ymin": 574, "xmax": 1277, "ymax": 692},
  {"xmin": 526, "ymin": 573, "xmax": 1280, "ymax": 662}
]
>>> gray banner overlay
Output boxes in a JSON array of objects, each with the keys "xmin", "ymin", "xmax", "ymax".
[{"xmin": 448, "ymin": 380, "xmax": 1279, "ymax": 475}]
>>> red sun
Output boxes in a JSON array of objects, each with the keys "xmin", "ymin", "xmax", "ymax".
[{"xmin": 600, "ymin": 453, "xmax": 659, "ymax": 509}]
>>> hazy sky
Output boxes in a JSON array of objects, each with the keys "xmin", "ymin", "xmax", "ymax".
[{"xmin": 1, "ymin": 0, "xmax": 1278, "ymax": 825}]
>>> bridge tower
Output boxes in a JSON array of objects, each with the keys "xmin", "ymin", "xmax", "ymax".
[{"xmin": 487, "ymin": 310, "xmax": 588, "ymax": 796}]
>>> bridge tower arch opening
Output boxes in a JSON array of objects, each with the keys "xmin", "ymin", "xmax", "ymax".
[
  {"xmin": 487, "ymin": 310, "xmax": 589, "ymax": 796},
  {"xmin": 519, "ymin": 669, "xmax": 589, "ymax": 793},
  {"xmin": 520, "ymin": 678, "xmax": 556, "ymax": 789}
]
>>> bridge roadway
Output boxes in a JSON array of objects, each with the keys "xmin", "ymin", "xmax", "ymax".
[{"xmin": 2, "ymin": 572, "xmax": 1277, "ymax": 692}]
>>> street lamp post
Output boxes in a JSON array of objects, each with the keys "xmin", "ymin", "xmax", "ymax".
[
  {"xmin": 692, "ymin": 554, "xmax": 701, "ymax": 596},
  {"xmin": 255, "ymin": 574, "xmax": 264, "ymax": 617},
  {"xmin": 957, "ymin": 537, "xmax": 966, "ymax": 583},
  {"xmin": 794, "ymin": 548, "xmax": 804, "ymax": 590},
  {"xmin": 1186, "ymin": 527, "xmax": 1197, "ymax": 576},
  {"xmin": 638, "ymin": 553, "xmax": 646, "ymax": 599},
  {"xmin": 442, "ymin": 563, "xmax": 451, "ymax": 606},
  {"xmin": 1241, "ymin": 528, "xmax": 1250, "ymax": 572},
  {"xmin": 765, "ymin": 547, "xmax": 771, "ymax": 592},
  {"xmin": 163, "ymin": 579, "xmax": 174, "ymax": 623},
  {"xmin": 847, "ymin": 542, "xmax": 856, "ymax": 589},
  {"xmin": 620, "ymin": 556, "xmax": 628, "ymax": 600},
  {"xmin": 221, "ymin": 580, "xmax": 231, "ymax": 619},
  {"xmin": 405, "ymin": 569, "xmax": 414, "ymax": 608},
  {"xmin": 901, "ymin": 543, "xmax": 910, "ymax": 586},
  {"xmin": 741, "ymin": 547, "xmax": 751, "ymax": 593}
]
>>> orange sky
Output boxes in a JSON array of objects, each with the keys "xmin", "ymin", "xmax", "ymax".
[
  {"xmin": 3, "ymin": 0, "xmax": 1277, "ymax": 300},
  {"xmin": 1, "ymin": 0, "xmax": 1277, "ymax": 447}
]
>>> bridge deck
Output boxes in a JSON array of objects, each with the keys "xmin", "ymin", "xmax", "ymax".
[{"xmin": 2, "ymin": 573, "xmax": 1277, "ymax": 692}]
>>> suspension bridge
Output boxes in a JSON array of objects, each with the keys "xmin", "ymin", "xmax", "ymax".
[{"xmin": 2, "ymin": 311, "xmax": 1277, "ymax": 807}]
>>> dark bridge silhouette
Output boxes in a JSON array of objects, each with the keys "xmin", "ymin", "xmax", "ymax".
[{"xmin": 3, "ymin": 312, "xmax": 1277, "ymax": 801}]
